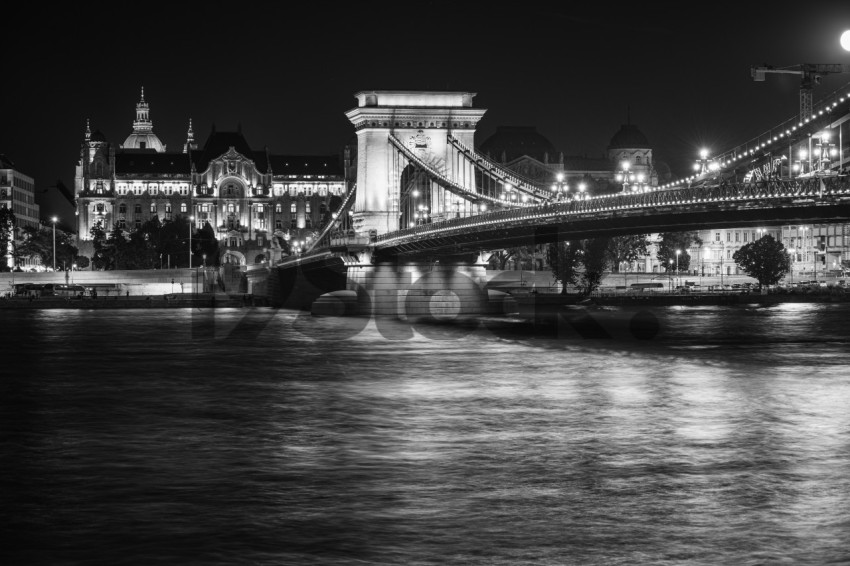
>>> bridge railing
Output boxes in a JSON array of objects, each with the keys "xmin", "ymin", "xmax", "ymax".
[{"xmin": 375, "ymin": 175, "xmax": 850, "ymax": 245}]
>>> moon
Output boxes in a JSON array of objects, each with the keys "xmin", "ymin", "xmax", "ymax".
[{"xmin": 841, "ymin": 30, "xmax": 850, "ymax": 51}]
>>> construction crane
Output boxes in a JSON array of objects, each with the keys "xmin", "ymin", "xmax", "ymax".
[{"xmin": 751, "ymin": 63, "xmax": 850, "ymax": 123}]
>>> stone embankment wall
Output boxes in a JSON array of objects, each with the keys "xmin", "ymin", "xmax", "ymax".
[{"xmin": 0, "ymin": 268, "xmax": 221, "ymax": 296}]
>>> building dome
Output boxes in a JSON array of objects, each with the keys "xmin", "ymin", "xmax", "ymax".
[
  {"xmin": 120, "ymin": 87, "xmax": 166, "ymax": 152},
  {"xmin": 607, "ymin": 124, "xmax": 650, "ymax": 149},
  {"xmin": 121, "ymin": 132, "xmax": 166, "ymax": 152},
  {"xmin": 90, "ymin": 129, "xmax": 107, "ymax": 143},
  {"xmin": 478, "ymin": 126, "xmax": 558, "ymax": 163}
]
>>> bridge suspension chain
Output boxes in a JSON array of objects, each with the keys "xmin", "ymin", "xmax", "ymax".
[
  {"xmin": 387, "ymin": 134, "xmax": 525, "ymax": 210},
  {"xmin": 303, "ymin": 183, "xmax": 357, "ymax": 254},
  {"xmin": 447, "ymin": 134, "xmax": 549, "ymax": 201}
]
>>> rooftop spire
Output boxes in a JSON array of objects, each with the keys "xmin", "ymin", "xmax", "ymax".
[
  {"xmin": 85, "ymin": 118, "xmax": 91, "ymax": 141},
  {"xmin": 183, "ymin": 118, "xmax": 197, "ymax": 154},
  {"xmin": 133, "ymin": 86, "xmax": 153, "ymax": 133}
]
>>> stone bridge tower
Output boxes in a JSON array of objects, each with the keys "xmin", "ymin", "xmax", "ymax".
[{"xmin": 344, "ymin": 91, "xmax": 486, "ymax": 236}]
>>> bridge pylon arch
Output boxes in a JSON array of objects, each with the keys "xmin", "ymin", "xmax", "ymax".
[{"xmin": 344, "ymin": 91, "xmax": 486, "ymax": 237}]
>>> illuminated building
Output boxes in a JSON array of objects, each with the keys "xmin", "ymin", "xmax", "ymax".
[{"xmin": 74, "ymin": 88, "xmax": 349, "ymax": 266}]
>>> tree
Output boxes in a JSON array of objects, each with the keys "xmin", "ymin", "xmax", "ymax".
[
  {"xmin": 488, "ymin": 246, "xmax": 533, "ymax": 270},
  {"xmin": 607, "ymin": 234, "xmax": 651, "ymax": 272},
  {"xmin": 656, "ymin": 231, "xmax": 702, "ymax": 273},
  {"xmin": 160, "ymin": 215, "xmax": 193, "ymax": 268},
  {"xmin": 0, "ymin": 207, "xmax": 15, "ymax": 271},
  {"xmin": 579, "ymin": 237, "xmax": 611, "ymax": 296},
  {"xmin": 105, "ymin": 223, "xmax": 130, "ymax": 270},
  {"xmin": 15, "ymin": 224, "xmax": 80, "ymax": 270},
  {"xmin": 732, "ymin": 234, "xmax": 791, "ymax": 289},
  {"xmin": 546, "ymin": 240, "xmax": 582, "ymax": 294},
  {"xmin": 91, "ymin": 222, "xmax": 109, "ymax": 270},
  {"xmin": 195, "ymin": 221, "xmax": 220, "ymax": 266}
]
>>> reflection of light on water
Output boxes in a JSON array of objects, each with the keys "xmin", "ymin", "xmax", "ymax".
[{"xmin": 671, "ymin": 364, "xmax": 740, "ymax": 443}]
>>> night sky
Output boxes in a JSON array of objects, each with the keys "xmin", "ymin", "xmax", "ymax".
[{"xmin": 4, "ymin": 1, "xmax": 850, "ymax": 230}]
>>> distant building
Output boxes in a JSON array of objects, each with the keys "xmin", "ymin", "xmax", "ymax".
[
  {"xmin": 478, "ymin": 122, "xmax": 664, "ymax": 271},
  {"xmin": 75, "ymin": 88, "xmax": 351, "ymax": 266},
  {"xmin": 0, "ymin": 154, "xmax": 41, "ymax": 269}
]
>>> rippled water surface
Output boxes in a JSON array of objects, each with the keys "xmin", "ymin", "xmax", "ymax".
[{"xmin": 2, "ymin": 304, "xmax": 850, "ymax": 565}]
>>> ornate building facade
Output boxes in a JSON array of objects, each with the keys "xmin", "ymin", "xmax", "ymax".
[{"xmin": 75, "ymin": 89, "xmax": 349, "ymax": 266}]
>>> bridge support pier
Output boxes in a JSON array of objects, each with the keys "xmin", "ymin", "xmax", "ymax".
[
  {"xmin": 271, "ymin": 250, "xmax": 517, "ymax": 318},
  {"xmin": 347, "ymin": 255, "xmax": 491, "ymax": 318}
]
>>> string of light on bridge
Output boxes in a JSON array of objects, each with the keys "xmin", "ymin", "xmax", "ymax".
[{"xmin": 657, "ymin": 88, "xmax": 850, "ymax": 191}]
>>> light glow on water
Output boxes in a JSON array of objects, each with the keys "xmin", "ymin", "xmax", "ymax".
[{"xmin": 2, "ymin": 304, "xmax": 850, "ymax": 564}]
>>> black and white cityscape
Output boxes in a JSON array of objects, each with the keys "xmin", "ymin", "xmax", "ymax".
[{"xmin": 2, "ymin": 3, "xmax": 850, "ymax": 565}]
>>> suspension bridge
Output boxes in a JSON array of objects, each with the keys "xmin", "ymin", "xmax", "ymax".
[{"xmin": 267, "ymin": 89, "xmax": 850, "ymax": 313}]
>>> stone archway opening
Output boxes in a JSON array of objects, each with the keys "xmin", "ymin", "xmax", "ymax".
[{"xmin": 221, "ymin": 250, "xmax": 246, "ymax": 266}]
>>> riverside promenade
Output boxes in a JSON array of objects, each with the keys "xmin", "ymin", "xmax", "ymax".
[{"xmin": 0, "ymin": 293, "xmax": 258, "ymax": 309}]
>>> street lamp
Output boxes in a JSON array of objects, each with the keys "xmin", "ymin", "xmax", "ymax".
[
  {"xmin": 415, "ymin": 204, "xmax": 429, "ymax": 225},
  {"xmin": 675, "ymin": 249, "xmax": 681, "ymax": 288},
  {"xmin": 668, "ymin": 258, "xmax": 674, "ymax": 292},
  {"xmin": 188, "ymin": 215, "xmax": 194, "ymax": 268},
  {"xmin": 616, "ymin": 161, "xmax": 633, "ymax": 193},
  {"xmin": 813, "ymin": 130, "xmax": 837, "ymax": 173},
  {"xmin": 694, "ymin": 148, "xmax": 718, "ymax": 176},
  {"xmin": 577, "ymin": 182, "xmax": 587, "ymax": 200},
  {"xmin": 792, "ymin": 148, "xmax": 810, "ymax": 177},
  {"xmin": 51, "ymin": 216, "xmax": 57, "ymax": 271},
  {"xmin": 551, "ymin": 173, "xmax": 569, "ymax": 201}
]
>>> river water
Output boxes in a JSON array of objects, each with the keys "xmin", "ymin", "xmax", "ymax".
[{"xmin": 2, "ymin": 303, "xmax": 850, "ymax": 565}]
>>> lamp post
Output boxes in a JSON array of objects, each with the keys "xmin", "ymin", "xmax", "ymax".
[
  {"xmin": 577, "ymin": 182, "xmax": 587, "ymax": 200},
  {"xmin": 188, "ymin": 215, "xmax": 194, "ymax": 268},
  {"xmin": 800, "ymin": 225, "xmax": 809, "ymax": 277},
  {"xmin": 813, "ymin": 130, "xmax": 837, "ymax": 173},
  {"xmin": 667, "ymin": 256, "xmax": 678, "ymax": 293},
  {"xmin": 551, "ymin": 173, "xmax": 569, "ymax": 201},
  {"xmin": 675, "ymin": 249, "xmax": 681, "ymax": 289},
  {"xmin": 51, "ymin": 216, "xmax": 57, "ymax": 271},
  {"xmin": 793, "ymin": 148, "xmax": 810, "ymax": 177},
  {"xmin": 415, "ymin": 204, "xmax": 429, "ymax": 225},
  {"xmin": 616, "ymin": 161, "xmax": 633, "ymax": 193}
]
